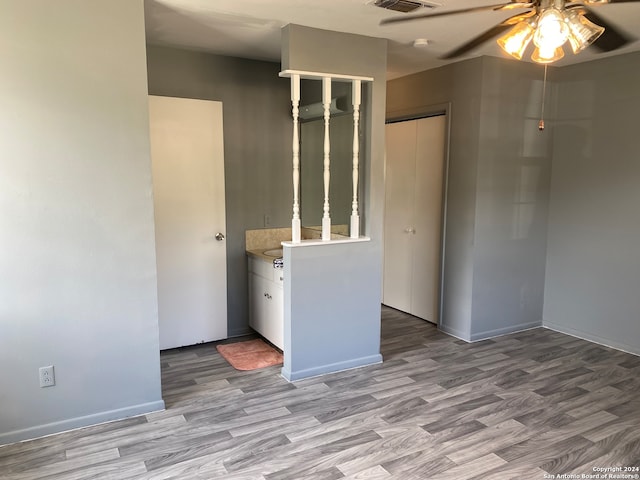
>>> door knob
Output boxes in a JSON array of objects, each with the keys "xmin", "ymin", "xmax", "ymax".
[{"xmin": 215, "ymin": 232, "xmax": 225, "ymax": 241}]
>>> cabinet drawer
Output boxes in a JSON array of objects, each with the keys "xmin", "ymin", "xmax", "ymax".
[
  {"xmin": 273, "ymin": 267, "xmax": 284, "ymax": 284},
  {"xmin": 249, "ymin": 256, "xmax": 284, "ymax": 284},
  {"xmin": 249, "ymin": 257, "xmax": 273, "ymax": 278}
]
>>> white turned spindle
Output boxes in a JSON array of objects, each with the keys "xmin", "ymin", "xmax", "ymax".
[
  {"xmin": 321, "ymin": 77, "xmax": 332, "ymax": 241},
  {"xmin": 350, "ymin": 80, "xmax": 361, "ymax": 239},
  {"xmin": 291, "ymin": 74, "xmax": 301, "ymax": 243}
]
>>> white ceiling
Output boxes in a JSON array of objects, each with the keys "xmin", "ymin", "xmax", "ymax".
[{"xmin": 144, "ymin": 0, "xmax": 640, "ymax": 79}]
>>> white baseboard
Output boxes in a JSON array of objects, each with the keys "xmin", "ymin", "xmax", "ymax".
[
  {"xmin": 438, "ymin": 324, "xmax": 471, "ymax": 341},
  {"xmin": 0, "ymin": 400, "xmax": 165, "ymax": 447},
  {"xmin": 281, "ymin": 354, "xmax": 383, "ymax": 382},
  {"xmin": 439, "ymin": 321, "xmax": 542, "ymax": 343},
  {"xmin": 469, "ymin": 321, "xmax": 543, "ymax": 342},
  {"xmin": 543, "ymin": 322, "xmax": 640, "ymax": 357}
]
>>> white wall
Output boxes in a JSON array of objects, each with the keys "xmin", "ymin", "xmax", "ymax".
[{"xmin": 0, "ymin": 0, "xmax": 164, "ymax": 445}]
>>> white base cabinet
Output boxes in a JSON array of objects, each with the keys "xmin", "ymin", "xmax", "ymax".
[{"xmin": 248, "ymin": 257, "xmax": 284, "ymax": 350}]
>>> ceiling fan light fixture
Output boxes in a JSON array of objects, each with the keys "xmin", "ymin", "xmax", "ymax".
[
  {"xmin": 533, "ymin": 8, "xmax": 570, "ymax": 50},
  {"xmin": 497, "ymin": 19, "xmax": 536, "ymax": 60},
  {"xmin": 531, "ymin": 44, "xmax": 565, "ymax": 63},
  {"xmin": 565, "ymin": 10, "xmax": 605, "ymax": 53}
]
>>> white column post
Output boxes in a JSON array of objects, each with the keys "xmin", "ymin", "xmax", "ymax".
[
  {"xmin": 350, "ymin": 80, "xmax": 361, "ymax": 239},
  {"xmin": 321, "ymin": 77, "xmax": 332, "ymax": 241},
  {"xmin": 291, "ymin": 74, "xmax": 301, "ymax": 243}
]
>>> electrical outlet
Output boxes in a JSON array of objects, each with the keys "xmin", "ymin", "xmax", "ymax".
[
  {"xmin": 264, "ymin": 214, "xmax": 271, "ymax": 227},
  {"xmin": 39, "ymin": 365, "xmax": 55, "ymax": 388}
]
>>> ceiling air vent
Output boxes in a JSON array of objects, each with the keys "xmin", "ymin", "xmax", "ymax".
[{"xmin": 374, "ymin": 0, "xmax": 426, "ymax": 13}]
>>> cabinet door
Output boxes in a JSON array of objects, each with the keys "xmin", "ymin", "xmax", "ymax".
[
  {"xmin": 249, "ymin": 273, "xmax": 267, "ymax": 337},
  {"xmin": 265, "ymin": 285, "xmax": 284, "ymax": 350},
  {"xmin": 383, "ymin": 120, "xmax": 417, "ymax": 313},
  {"xmin": 248, "ymin": 270, "xmax": 284, "ymax": 350},
  {"xmin": 411, "ymin": 115, "xmax": 446, "ymax": 323}
]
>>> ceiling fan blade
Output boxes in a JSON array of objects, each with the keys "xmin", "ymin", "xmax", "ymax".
[
  {"xmin": 579, "ymin": 6, "xmax": 634, "ymax": 51},
  {"xmin": 440, "ymin": 11, "xmax": 534, "ymax": 59},
  {"xmin": 379, "ymin": 2, "xmax": 529, "ymax": 25},
  {"xmin": 440, "ymin": 24, "xmax": 513, "ymax": 58}
]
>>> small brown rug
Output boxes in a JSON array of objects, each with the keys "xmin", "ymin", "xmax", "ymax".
[{"xmin": 216, "ymin": 339, "xmax": 283, "ymax": 371}]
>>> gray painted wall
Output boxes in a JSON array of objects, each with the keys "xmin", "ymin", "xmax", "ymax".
[
  {"xmin": 387, "ymin": 59, "xmax": 483, "ymax": 340},
  {"xmin": 281, "ymin": 25, "xmax": 387, "ymax": 380},
  {"xmin": 543, "ymin": 52, "xmax": 640, "ymax": 355},
  {"xmin": 300, "ymin": 114, "xmax": 354, "ymax": 227},
  {"xmin": 146, "ymin": 47, "xmax": 292, "ymax": 337},
  {"xmin": 0, "ymin": 0, "xmax": 163, "ymax": 445},
  {"xmin": 470, "ymin": 57, "xmax": 552, "ymax": 340},
  {"xmin": 387, "ymin": 56, "xmax": 552, "ymax": 341},
  {"xmin": 282, "ymin": 25, "xmax": 388, "ymax": 242},
  {"xmin": 283, "ymin": 242, "xmax": 383, "ymax": 381}
]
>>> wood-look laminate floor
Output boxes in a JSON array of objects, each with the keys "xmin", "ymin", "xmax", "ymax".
[{"xmin": 3, "ymin": 306, "xmax": 640, "ymax": 479}]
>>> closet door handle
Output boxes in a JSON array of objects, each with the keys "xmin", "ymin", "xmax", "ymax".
[{"xmin": 404, "ymin": 227, "xmax": 415, "ymax": 234}]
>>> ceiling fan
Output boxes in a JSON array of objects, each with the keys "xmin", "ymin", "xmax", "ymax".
[{"xmin": 380, "ymin": 0, "xmax": 637, "ymax": 63}]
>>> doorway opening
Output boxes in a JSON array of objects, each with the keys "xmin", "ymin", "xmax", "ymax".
[{"xmin": 383, "ymin": 112, "xmax": 449, "ymax": 325}]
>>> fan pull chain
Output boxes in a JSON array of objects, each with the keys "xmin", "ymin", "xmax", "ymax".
[{"xmin": 539, "ymin": 65, "xmax": 548, "ymax": 132}]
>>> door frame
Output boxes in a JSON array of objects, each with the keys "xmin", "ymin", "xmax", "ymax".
[{"xmin": 384, "ymin": 102, "xmax": 452, "ymax": 327}]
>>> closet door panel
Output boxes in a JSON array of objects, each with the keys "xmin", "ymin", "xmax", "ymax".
[
  {"xmin": 383, "ymin": 121, "xmax": 417, "ymax": 312},
  {"xmin": 411, "ymin": 115, "xmax": 447, "ymax": 323}
]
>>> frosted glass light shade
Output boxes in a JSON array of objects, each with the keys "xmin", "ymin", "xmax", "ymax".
[
  {"xmin": 531, "ymin": 45, "xmax": 565, "ymax": 63},
  {"xmin": 533, "ymin": 8, "xmax": 570, "ymax": 50},
  {"xmin": 496, "ymin": 5, "xmax": 605, "ymax": 65},
  {"xmin": 497, "ymin": 20, "xmax": 536, "ymax": 60},
  {"xmin": 566, "ymin": 10, "xmax": 605, "ymax": 53}
]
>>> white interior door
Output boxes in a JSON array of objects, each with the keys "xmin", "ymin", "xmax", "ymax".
[
  {"xmin": 412, "ymin": 115, "xmax": 446, "ymax": 322},
  {"xmin": 149, "ymin": 95, "xmax": 227, "ymax": 350},
  {"xmin": 383, "ymin": 115, "xmax": 446, "ymax": 324},
  {"xmin": 383, "ymin": 120, "xmax": 417, "ymax": 313}
]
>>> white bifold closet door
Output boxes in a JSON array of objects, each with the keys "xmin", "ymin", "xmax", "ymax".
[{"xmin": 383, "ymin": 115, "xmax": 446, "ymax": 324}]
